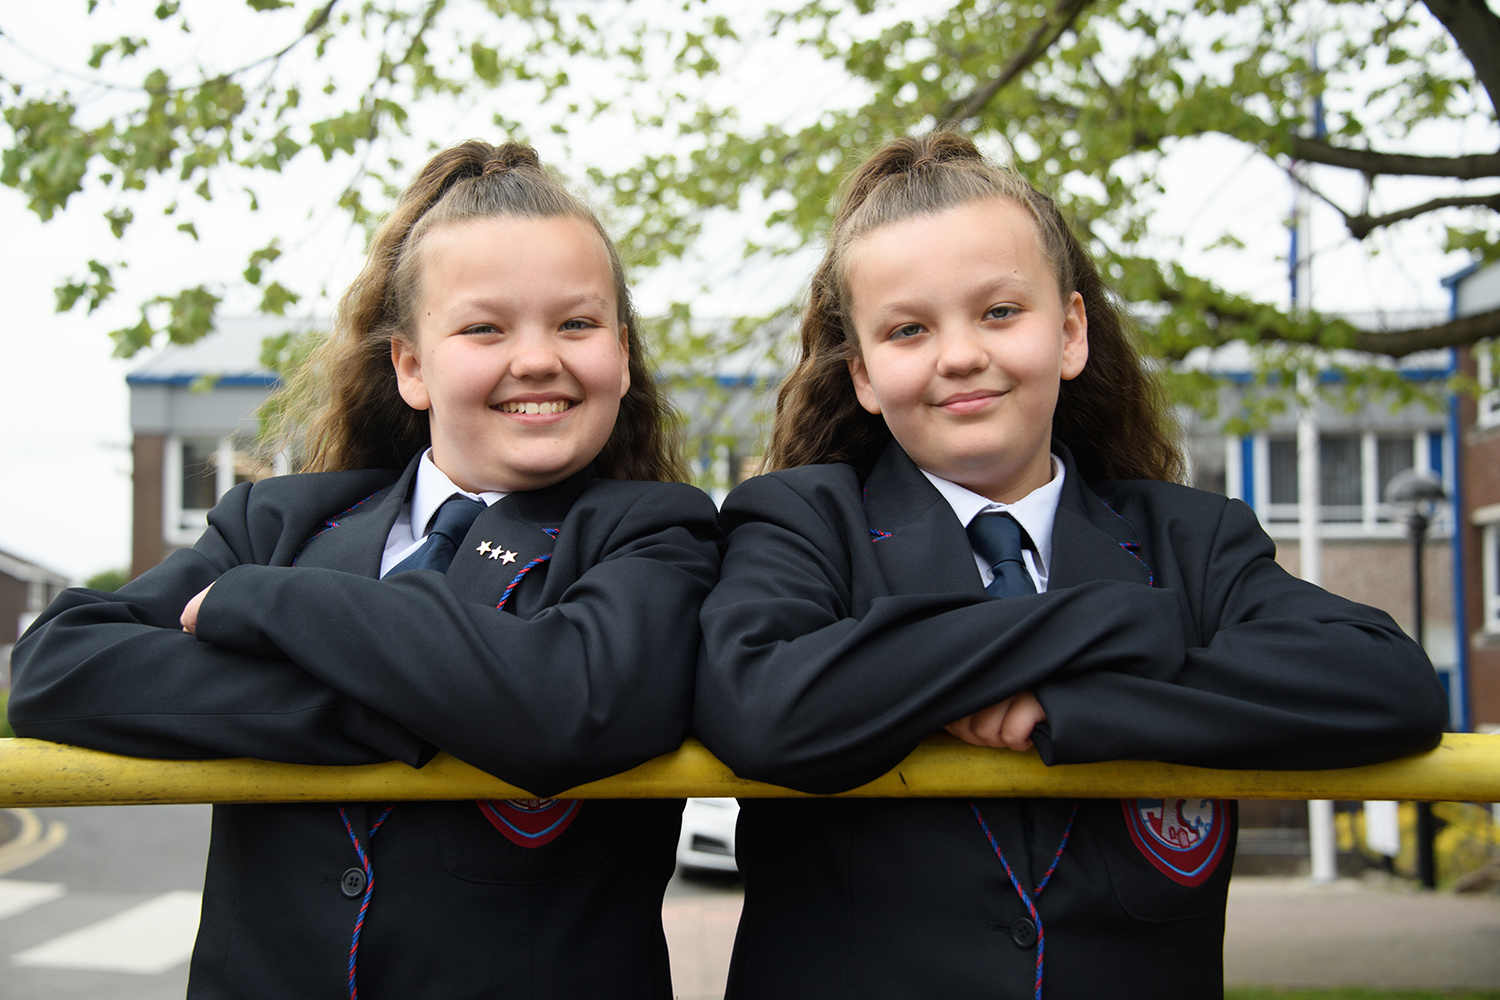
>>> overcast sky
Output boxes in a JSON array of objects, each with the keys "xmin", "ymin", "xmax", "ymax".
[{"xmin": 0, "ymin": 0, "xmax": 1480, "ymax": 582}]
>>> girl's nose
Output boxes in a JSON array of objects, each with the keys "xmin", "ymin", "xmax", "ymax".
[
  {"xmin": 509, "ymin": 330, "xmax": 564, "ymax": 378},
  {"xmin": 934, "ymin": 326, "xmax": 987, "ymax": 377}
]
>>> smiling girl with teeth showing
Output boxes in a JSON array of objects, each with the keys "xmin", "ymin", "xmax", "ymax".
[{"xmin": 11, "ymin": 141, "xmax": 721, "ymax": 1000}]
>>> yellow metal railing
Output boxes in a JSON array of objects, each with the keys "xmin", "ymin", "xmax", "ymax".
[{"xmin": 0, "ymin": 734, "xmax": 1495, "ymax": 807}]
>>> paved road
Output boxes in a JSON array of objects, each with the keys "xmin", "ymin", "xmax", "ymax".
[
  {"xmin": 1, "ymin": 805, "xmax": 1496, "ymax": 999},
  {"xmin": 0, "ymin": 804, "xmax": 210, "ymax": 1000}
]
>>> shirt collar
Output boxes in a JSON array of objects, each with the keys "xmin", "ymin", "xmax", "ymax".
[
  {"xmin": 920, "ymin": 456, "xmax": 1066, "ymax": 574},
  {"xmin": 410, "ymin": 449, "xmax": 507, "ymax": 537}
]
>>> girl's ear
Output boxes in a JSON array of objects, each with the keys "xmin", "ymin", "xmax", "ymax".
[
  {"xmin": 847, "ymin": 353, "xmax": 883, "ymax": 415},
  {"xmin": 391, "ymin": 336, "xmax": 431, "ymax": 411},
  {"xmin": 1060, "ymin": 291, "xmax": 1089, "ymax": 381}
]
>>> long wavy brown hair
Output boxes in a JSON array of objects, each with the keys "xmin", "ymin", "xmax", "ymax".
[
  {"xmin": 270, "ymin": 139, "xmax": 688, "ymax": 483},
  {"xmin": 766, "ymin": 130, "xmax": 1183, "ymax": 485}
]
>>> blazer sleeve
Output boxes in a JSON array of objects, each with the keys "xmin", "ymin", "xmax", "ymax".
[
  {"xmin": 1031, "ymin": 496, "xmax": 1449, "ymax": 770},
  {"xmin": 695, "ymin": 472, "xmax": 1197, "ymax": 794},
  {"xmin": 190, "ymin": 482, "xmax": 722, "ymax": 797},
  {"xmin": 8, "ymin": 483, "xmax": 431, "ymax": 766}
]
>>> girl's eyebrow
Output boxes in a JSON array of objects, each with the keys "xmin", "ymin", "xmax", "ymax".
[
  {"xmin": 449, "ymin": 292, "xmax": 613, "ymax": 315},
  {"xmin": 863, "ymin": 276, "xmax": 1036, "ymax": 326},
  {"xmin": 554, "ymin": 292, "xmax": 613, "ymax": 313}
]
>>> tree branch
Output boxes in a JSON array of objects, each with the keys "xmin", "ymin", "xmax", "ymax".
[
  {"xmin": 1289, "ymin": 134, "xmax": 1500, "ymax": 178},
  {"xmin": 942, "ymin": 0, "xmax": 1095, "ymax": 121},
  {"xmin": 1421, "ymin": 0, "xmax": 1500, "ymax": 115},
  {"xmin": 1345, "ymin": 192, "xmax": 1500, "ymax": 238},
  {"xmin": 1279, "ymin": 158, "xmax": 1500, "ymax": 237},
  {"xmin": 1348, "ymin": 308, "xmax": 1500, "ymax": 356}
]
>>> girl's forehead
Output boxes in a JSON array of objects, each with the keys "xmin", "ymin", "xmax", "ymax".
[
  {"xmin": 422, "ymin": 214, "xmax": 611, "ymax": 262},
  {"xmin": 417, "ymin": 217, "xmax": 616, "ymax": 292},
  {"xmin": 844, "ymin": 199, "xmax": 1054, "ymax": 299}
]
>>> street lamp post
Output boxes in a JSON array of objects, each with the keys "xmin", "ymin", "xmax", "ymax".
[{"xmin": 1384, "ymin": 468, "xmax": 1447, "ymax": 891}]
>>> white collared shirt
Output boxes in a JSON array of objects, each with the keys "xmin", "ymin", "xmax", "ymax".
[
  {"xmin": 378, "ymin": 450, "xmax": 508, "ymax": 578},
  {"xmin": 920, "ymin": 456, "xmax": 1066, "ymax": 593}
]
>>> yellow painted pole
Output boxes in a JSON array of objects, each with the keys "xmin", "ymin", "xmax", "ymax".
[{"xmin": 0, "ymin": 734, "xmax": 1495, "ymax": 807}]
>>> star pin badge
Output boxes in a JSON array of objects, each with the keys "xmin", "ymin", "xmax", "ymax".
[
  {"xmin": 500, "ymin": 550, "xmax": 518, "ymax": 564},
  {"xmin": 476, "ymin": 541, "xmax": 493, "ymax": 556}
]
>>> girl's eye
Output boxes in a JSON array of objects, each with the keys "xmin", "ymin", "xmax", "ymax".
[
  {"xmin": 889, "ymin": 323, "xmax": 924, "ymax": 341},
  {"xmin": 986, "ymin": 304, "xmax": 1019, "ymax": 321},
  {"xmin": 561, "ymin": 318, "xmax": 601, "ymax": 332},
  {"xmin": 462, "ymin": 323, "xmax": 500, "ymax": 335}
]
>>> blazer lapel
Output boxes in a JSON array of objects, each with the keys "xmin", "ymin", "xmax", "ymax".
[
  {"xmin": 292, "ymin": 458, "xmax": 415, "ymax": 577},
  {"xmin": 1047, "ymin": 443, "xmax": 1153, "ymax": 590},
  {"xmin": 861, "ymin": 443, "xmax": 986, "ymax": 600},
  {"xmin": 444, "ymin": 464, "xmax": 596, "ymax": 612}
]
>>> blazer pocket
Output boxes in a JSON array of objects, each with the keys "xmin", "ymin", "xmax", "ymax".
[
  {"xmin": 1100, "ymin": 798, "xmax": 1235, "ymax": 923},
  {"xmin": 438, "ymin": 799, "xmax": 611, "ymax": 884}
]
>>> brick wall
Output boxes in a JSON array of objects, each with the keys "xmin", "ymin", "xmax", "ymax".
[
  {"xmin": 1271, "ymin": 538, "xmax": 1453, "ymax": 633},
  {"xmin": 131, "ymin": 435, "xmax": 165, "ymax": 581}
]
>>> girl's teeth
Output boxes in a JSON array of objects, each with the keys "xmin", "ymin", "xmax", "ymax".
[{"xmin": 502, "ymin": 401, "xmax": 571, "ymax": 414}]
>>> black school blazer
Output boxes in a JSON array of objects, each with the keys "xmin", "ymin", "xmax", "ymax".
[
  {"xmin": 695, "ymin": 441, "xmax": 1446, "ymax": 1000},
  {"xmin": 12, "ymin": 458, "xmax": 721, "ymax": 1000}
]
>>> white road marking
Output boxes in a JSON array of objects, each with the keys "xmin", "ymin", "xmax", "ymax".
[
  {"xmin": 0, "ymin": 880, "xmax": 64, "ymax": 921},
  {"xmin": 12, "ymin": 890, "xmax": 201, "ymax": 974}
]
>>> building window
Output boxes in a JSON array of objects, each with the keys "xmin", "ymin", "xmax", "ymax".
[
  {"xmin": 1480, "ymin": 341, "xmax": 1500, "ymax": 429},
  {"xmin": 1319, "ymin": 434, "xmax": 1363, "ymax": 522},
  {"xmin": 1260, "ymin": 430, "xmax": 1437, "ymax": 531},
  {"xmin": 1485, "ymin": 523, "xmax": 1500, "ymax": 633},
  {"xmin": 1268, "ymin": 438, "xmax": 1298, "ymax": 506},
  {"xmin": 164, "ymin": 436, "xmax": 281, "ymax": 546},
  {"xmin": 180, "ymin": 439, "xmax": 219, "ymax": 512}
]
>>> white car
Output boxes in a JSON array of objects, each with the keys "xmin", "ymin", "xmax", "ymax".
[{"xmin": 676, "ymin": 797, "xmax": 740, "ymax": 873}]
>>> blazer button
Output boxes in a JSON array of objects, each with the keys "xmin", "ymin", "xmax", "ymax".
[
  {"xmin": 340, "ymin": 868, "xmax": 367, "ymax": 898},
  {"xmin": 1010, "ymin": 917, "xmax": 1037, "ymax": 949}
]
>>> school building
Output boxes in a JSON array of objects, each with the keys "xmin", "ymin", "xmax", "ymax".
[
  {"xmin": 0, "ymin": 549, "xmax": 69, "ymax": 688},
  {"xmin": 126, "ymin": 316, "xmax": 301, "ymax": 580},
  {"xmin": 1447, "ymin": 260, "xmax": 1500, "ymax": 735}
]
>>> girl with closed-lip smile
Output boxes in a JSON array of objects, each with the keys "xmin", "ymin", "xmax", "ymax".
[
  {"xmin": 11, "ymin": 140, "xmax": 720, "ymax": 1000},
  {"xmin": 694, "ymin": 130, "xmax": 1447, "ymax": 1000}
]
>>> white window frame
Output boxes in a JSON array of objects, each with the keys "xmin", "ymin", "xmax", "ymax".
[
  {"xmin": 1479, "ymin": 509, "xmax": 1500, "ymax": 634},
  {"xmin": 1254, "ymin": 428, "xmax": 1450, "ymax": 539},
  {"xmin": 1479, "ymin": 341, "xmax": 1500, "ymax": 429}
]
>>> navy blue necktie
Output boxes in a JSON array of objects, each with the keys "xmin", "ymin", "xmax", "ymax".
[
  {"xmin": 967, "ymin": 513, "xmax": 1037, "ymax": 598},
  {"xmin": 387, "ymin": 495, "xmax": 486, "ymax": 576}
]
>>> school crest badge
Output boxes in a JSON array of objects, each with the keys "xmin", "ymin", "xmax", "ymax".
[
  {"xmin": 1120, "ymin": 798, "xmax": 1229, "ymax": 887},
  {"xmin": 478, "ymin": 798, "xmax": 582, "ymax": 848}
]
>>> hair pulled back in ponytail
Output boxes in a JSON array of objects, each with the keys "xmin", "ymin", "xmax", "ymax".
[
  {"xmin": 270, "ymin": 139, "xmax": 688, "ymax": 484},
  {"xmin": 765, "ymin": 130, "xmax": 1183, "ymax": 486}
]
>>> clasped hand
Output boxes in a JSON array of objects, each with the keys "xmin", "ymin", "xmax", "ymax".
[{"xmin": 943, "ymin": 691, "xmax": 1046, "ymax": 751}]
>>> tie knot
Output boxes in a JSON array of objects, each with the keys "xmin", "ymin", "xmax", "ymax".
[
  {"xmin": 427, "ymin": 495, "xmax": 486, "ymax": 543},
  {"xmin": 966, "ymin": 512, "xmax": 1027, "ymax": 568}
]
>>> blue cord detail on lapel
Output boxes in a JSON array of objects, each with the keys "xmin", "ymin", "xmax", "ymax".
[
  {"xmin": 869, "ymin": 528, "xmax": 892, "ymax": 542},
  {"xmin": 542, "ymin": 527, "xmax": 559, "ymax": 538},
  {"xmin": 293, "ymin": 491, "xmax": 385, "ymax": 565},
  {"xmin": 861, "ymin": 485, "xmax": 868, "ymax": 508},
  {"xmin": 497, "ymin": 554, "xmax": 552, "ymax": 610},
  {"xmin": 1095, "ymin": 497, "xmax": 1155, "ymax": 586}
]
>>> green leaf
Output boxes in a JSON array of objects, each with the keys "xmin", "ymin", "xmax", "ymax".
[
  {"xmin": 54, "ymin": 259, "xmax": 115, "ymax": 314},
  {"xmin": 259, "ymin": 281, "xmax": 299, "ymax": 315},
  {"xmin": 243, "ymin": 241, "xmax": 281, "ymax": 285}
]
